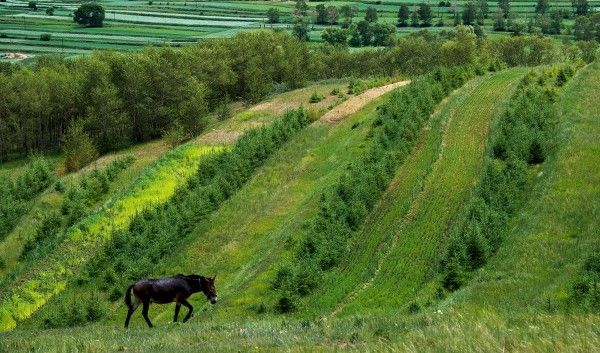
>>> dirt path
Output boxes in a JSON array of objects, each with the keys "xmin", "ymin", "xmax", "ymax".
[
  {"xmin": 81, "ymin": 81, "xmax": 410, "ymax": 170},
  {"xmin": 319, "ymin": 80, "xmax": 410, "ymax": 124}
]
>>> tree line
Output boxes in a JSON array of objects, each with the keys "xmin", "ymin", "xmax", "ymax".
[
  {"xmin": 0, "ymin": 29, "xmax": 588, "ymax": 164},
  {"xmin": 0, "ymin": 31, "xmax": 310, "ymax": 162}
]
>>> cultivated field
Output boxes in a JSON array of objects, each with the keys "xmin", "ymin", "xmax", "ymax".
[{"xmin": 2, "ymin": 0, "xmax": 599, "ymax": 59}]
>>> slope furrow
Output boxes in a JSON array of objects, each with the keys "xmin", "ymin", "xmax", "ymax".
[{"xmin": 334, "ymin": 69, "xmax": 525, "ymax": 315}]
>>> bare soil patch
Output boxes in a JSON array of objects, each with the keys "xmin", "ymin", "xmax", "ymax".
[{"xmin": 319, "ymin": 81, "xmax": 410, "ymax": 124}]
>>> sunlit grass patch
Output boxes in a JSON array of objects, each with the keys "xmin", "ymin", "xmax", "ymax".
[{"xmin": 0, "ymin": 143, "xmax": 221, "ymax": 331}]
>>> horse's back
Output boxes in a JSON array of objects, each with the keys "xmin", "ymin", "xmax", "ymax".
[{"xmin": 132, "ymin": 277, "xmax": 191, "ymax": 304}]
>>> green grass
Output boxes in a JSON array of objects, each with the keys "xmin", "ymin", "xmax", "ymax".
[
  {"xmin": 327, "ymin": 68, "xmax": 526, "ymax": 316},
  {"xmin": 450, "ymin": 62, "xmax": 600, "ymax": 314}
]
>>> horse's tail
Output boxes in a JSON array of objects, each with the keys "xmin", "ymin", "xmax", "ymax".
[{"xmin": 124, "ymin": 284, "xmax": 134, "ymax": 309}]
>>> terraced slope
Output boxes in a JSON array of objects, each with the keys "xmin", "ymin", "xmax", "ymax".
[
  {"xmin": 2, "ymin": 66, "xmax": 598, "ymax": 352},
  {"xmin": 304, "ymin": 76, "xmax": 484, "ymax": 317},
  {"xmin": 0, "ymin": 80, "xmax": 365, "ymax": 331},
  {"xmin": 6, "ymin": 79, "xmax": 404, "ymax": 328},
  {"xmin": 0, "ymin": 143, "xmax": 218, "ymax": 331},
  {"xmin": 109, "ymin": 93, "xmax": 394, "ymax": 326},
  {"xmin": 320, "ymin": 69, "xmax": 526, "ymax": 316},
  {"xmin": 453, "ymin": 63, "xmax": 600, "ymax": 313}
]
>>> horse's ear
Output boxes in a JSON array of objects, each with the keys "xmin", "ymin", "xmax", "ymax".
[{"xmin": 212, "ymin": 275, "xmax": 216, "ymax": 281}]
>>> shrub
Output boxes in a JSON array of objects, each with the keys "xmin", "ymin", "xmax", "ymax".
[
  {"xmin": 215, "ymin": 101, "xmax": 233, "ymax": 121},
  {"xmin": 62, "ymin": 123, "xmax": 99, "ymax": 172},
  {"xmin": 309, "ymin": 92, "xmax": 325, "ymax": 103},
  {"xmin": 39, "ymin": 33, "xmax": 51, "ymax": 41},
  {"xmin": 163, "ymin": 120, "xmax": 187, "ymax": 148},
  {"xmin": 570, "ymin": 253, "xmax": 600, "ymax": 311},
  {"xmin": 275, "ymin": 295, "xmax": 296, "ymax": 313},
  {"xmin": 38, "ymin": 292, "xmax": 108, "ymax": 328},
  {"xmin": 54, "ymin": 180, "xmax": 65, "ymax": 193}
]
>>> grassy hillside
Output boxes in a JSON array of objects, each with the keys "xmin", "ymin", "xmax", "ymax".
[
  {"xmin": 0, "ymin": 62, "xmax": 598, "ymax": 352},
  {"xmin": 0, "ymin": 79, "xmax": 362, "ymax": 331},
  {"xmin": 340, "ymin": 69, "xmax": 526, "ymax": 314},
  {"xmin": 309, "ymin": 68, "xmax": 525, "ymax": 316},
  {"xmin": 30, "ymin": 87, "xmax": 396, "ymax": 328},
  {"xmin": 451, "ymin": 62, "xmax": 600, "ymax": 313}
]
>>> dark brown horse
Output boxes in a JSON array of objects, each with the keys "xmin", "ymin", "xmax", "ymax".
[{"xmin": 124, "ymin": 274, "xmax": 217, "ymax": 328}]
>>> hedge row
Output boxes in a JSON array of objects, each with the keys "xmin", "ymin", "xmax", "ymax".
[
  {"xmin": 18, "ymin": 156, "xmax": 135, "ymax": 263},
  {"xmin": 0, "ymin": 158, "xmax": 54, "ymax": 241}
]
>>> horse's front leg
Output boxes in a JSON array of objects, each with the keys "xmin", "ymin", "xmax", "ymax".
[
  {"xmin": 174, "ymin": 302, "xmax": 181, "ymax": 323},
  {"xmin": 181, "ymin": 300, "xmax": 193, "ymax": 322}
]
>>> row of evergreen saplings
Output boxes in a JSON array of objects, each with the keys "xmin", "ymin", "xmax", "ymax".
[
  {"xmin": 272, "ymin": 67, "xmax": 478, "ymax": 313},
  {"xmin": 0, "ymin": 157, "xmax": 134, "ymax": 289},
  {"xmin": 20, "ymin": 156, "xmax": 135, "ymax": 262},
  {"xmin": 440, "ymin": 63, "xmax": 580, "ymax": 292},
  {"xmin": 0, "ymin": 158, "xmax": 54, "ymax": 243},
  {"xmin": 35, "ymin": 109, "xmax": 312, "ymax": 328}
]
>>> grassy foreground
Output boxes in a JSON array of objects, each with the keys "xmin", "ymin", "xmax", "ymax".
[{"xmin": 0, "ymin": 310, "xmax": 598, "ymax": 352}]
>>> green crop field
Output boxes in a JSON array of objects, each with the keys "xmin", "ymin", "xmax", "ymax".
[{"xmin": 1, "ymin": 0, "xmax": 599, "ymax": 58}]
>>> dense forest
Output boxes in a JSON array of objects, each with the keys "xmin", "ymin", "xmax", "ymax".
[{"xmin": 0, "ymin": 29, "xmax": 595, "ymax": 164}]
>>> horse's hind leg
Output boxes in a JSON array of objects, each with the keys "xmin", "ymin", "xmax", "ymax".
[
  {"xmin": 173, "ymin": 302, "xmax": 181, "ymax": 323},
  {"xmin": 181, "ymin": 300, "xmax": 193, "ymax": 323},
  {"xmin": 124, "ymin": 298, "xmax": 140, "ymax": 328},
  {"xmin": 141, "ymin": 300, "xmax": 153, "ymax": 328}
]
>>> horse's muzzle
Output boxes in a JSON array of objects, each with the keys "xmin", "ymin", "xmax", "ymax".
[{"xmin": 210, "ymin": 296, "xmax": 218, "ymax": 304}]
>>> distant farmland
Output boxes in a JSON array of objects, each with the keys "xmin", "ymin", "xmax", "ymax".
[{"xmin": 2, "ymin": 0, "xmax": 599, "ymax": 59}]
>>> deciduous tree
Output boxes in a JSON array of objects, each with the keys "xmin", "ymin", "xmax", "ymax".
[{"xmin": 73, "ymin": 3, "xmax": 105, "ymax": 27}]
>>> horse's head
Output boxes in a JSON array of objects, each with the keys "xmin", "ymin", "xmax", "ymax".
[{"xmin": 200, "ymin": 275, "xmax": 217, "ymax": 304}]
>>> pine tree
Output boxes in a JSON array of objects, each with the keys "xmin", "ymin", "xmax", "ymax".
[
  {"xmin": 418, "ymin": 3, "xmax": 433, "ymax": 27},
  {"xmin": 535, "ymin": 0, "xmax": 549, "ymax": 15}
]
